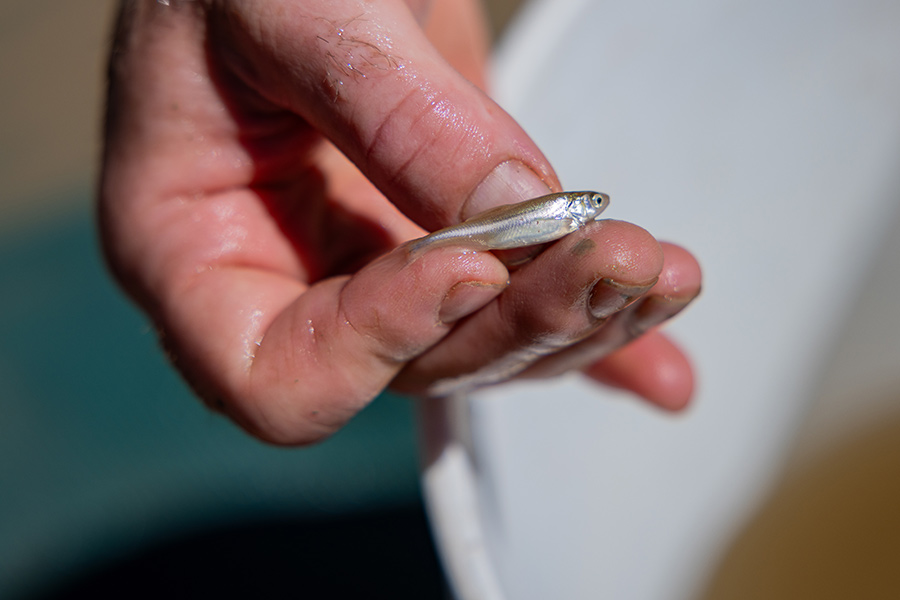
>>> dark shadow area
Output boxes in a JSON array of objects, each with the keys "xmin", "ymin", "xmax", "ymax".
[{"xmin": 21, "ymin": 504, "xmax": 446, "ymax": 600}]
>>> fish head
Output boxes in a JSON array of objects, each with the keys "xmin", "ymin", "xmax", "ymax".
[{"xmin": 568, "ymin": 191, "xmax": 610, "ymax": 224}]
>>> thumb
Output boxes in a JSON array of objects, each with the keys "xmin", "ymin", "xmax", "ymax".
[{"xmin": 210, "ymin": 0, "xmax": 560, "ymax": 229}]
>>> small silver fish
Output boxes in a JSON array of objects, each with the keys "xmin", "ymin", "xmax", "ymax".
[{"xmin": 408, "ymin": 191, "xmax": 610, "ymax": 254}]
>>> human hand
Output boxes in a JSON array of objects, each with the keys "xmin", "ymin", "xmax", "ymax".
[{"xmin": 100, "ymin": 0, "xmax": 701, "ymax": 445}]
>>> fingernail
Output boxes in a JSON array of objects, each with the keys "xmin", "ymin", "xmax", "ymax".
[
  {"xmin": 629, "ymin": 293, "xmax": 697, "ymax": 334},
  {"xmin": 463, "ymin": 160, "xmax": 552, "ymax": 219},
  {"xmin": 589, "ymin": 277, "xmax": 658, "ymax": 319},
  {"xmin": 439, "ymin": 281, "xmax": 506, "ymax": 324}
]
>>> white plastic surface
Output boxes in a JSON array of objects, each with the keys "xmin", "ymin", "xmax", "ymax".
[{"xmin": 421, "ymin": 1, "xmax": 900, "ymax": 599}]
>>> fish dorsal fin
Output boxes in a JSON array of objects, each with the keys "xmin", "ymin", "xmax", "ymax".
[
  {"xmin": 463, "ymin": 202, "xmax": 522, "ymax": 222},
  {"xmin": 463, "ymin": 194, "xmax": 559, "ymax": 223}
]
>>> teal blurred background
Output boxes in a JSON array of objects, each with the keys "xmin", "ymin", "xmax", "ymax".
[{"xmin": 0, "ymin": 189, "xmax": 434, "ymax": 598}]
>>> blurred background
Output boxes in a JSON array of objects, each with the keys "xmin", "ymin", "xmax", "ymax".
[{"xmin": 2, "ymin": 1, "xmax": 899, "ymax": 599}]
